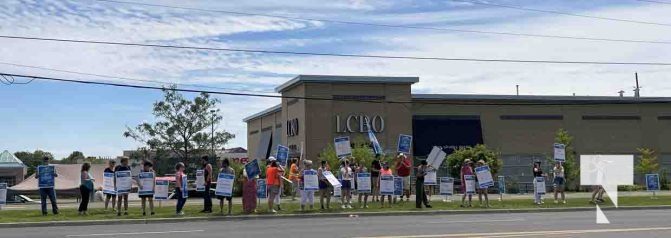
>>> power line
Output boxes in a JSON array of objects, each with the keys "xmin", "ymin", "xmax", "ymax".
[
  {"xmin": 3, "ymin": 35, "xmax": 671, "ymax": 66},
  {"xmin": 452, "ymin": 0, "xmax": 671, "ymax": 27},
  {"xmin": 0, "ymin": 61, "xmax": 276, "ymax": 94},
  {"xmin": 89, "ymin": 0, "xmax": 671, "ymax": 45},
  {"xmin": 636, "ymin": 0, "xmax": 671, "ymax": 5},
  {"xmin": 2, "ymin": 72, "xmax": 670, "ymax": 106}
]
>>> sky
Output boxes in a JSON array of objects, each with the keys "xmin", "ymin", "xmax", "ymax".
[{"xmin": 2, "ymin": 0, "xmax": 671, "ymax": 159}]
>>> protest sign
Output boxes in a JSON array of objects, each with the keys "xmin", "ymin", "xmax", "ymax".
[
  {"xmin": 425, "ymin": 171, "xmax": 437, "ymax": 185},
  {"xmin": 196, "ymin": 170, "xmax": 205, "ymax": 192},
  {"xmin": 464, "ymin": 175, "xmax": 476, "ymax": 195},
  {"xmin": 182, "ymin": 175, "xmax": 188, "ymax": 198},
  {"xmin": 535, "ymin": 177, "xmax": 546, "ymax": 195},
  {"xmin": 357, "ymin": 172, "xmax": 372, "ymax": 193},
  {"xmin": 334, "ymin": 185, "xmax": 341, "ymax": 198},
  {"xmin": 426, "ymin": 147, "xmax": 446, "ymax": 169},
  {"xmin": 554, "ymin": 143, "xmax": 566, "ymax": 162},
  {"xmin": 646, "ymin": 174, "xmax": 660, "ymax": 191},
  {"xmin": 115, "ymin": 171, "xmax": 132, "ymax": 194},
  {"xmin": 323, "ymin": 171, "xmax": 341, "ymax": 187},
  {"xmin": 215, "ymin": 172, "xmax": 235, "ymax": 197},
  {"xmin": 397, "ymin": 134, "xmax": 412, "ymax": 154},
  {"xmin": 103, "ymin": 172, "xmax": 115, "ymax": 195},
  {"xmin": 138, "ymin": 172, "xmax": 155, "ymax": 196},
  {"xmin": 334, "ymin": 137, "xmax": 352, "ymax": 158},
  {"xmin": 245, "ymin": 159, "xmax": 260, "ymax": 180},
  {"xmin": 257, "ymin": 179, "xmax": 267, "ymax": 198},
  {"xmin": 475, "ymin": 165, "xmax": 494, "ymax": 188},
  {"xmin": 303, "ymin": 170, "xmax": 319, "ymax": 191},
  {"xmin": 154, "ymin": 180, "xmax": 169, "ymax": 200},
  {"xmin": 439, "ymin": 177, "xmax": 454, "ymax": 196},
  {"xmin": 498, "ymin": 176, "xmax": 506, "ymax": 194},
  {"xmin": 37, "ymin": 165, "xmax": 55, "ymax": 188},
  {"xmin": 276, "ymin": 145, "xmax": 289, "ymax": 167},
  {"xmin": 380, "ymin": 175, "xmax": 395, "ymax": 195},
  {"xmin": 394, "ymin": 177, "xmax": 403, "ymax": 196}
]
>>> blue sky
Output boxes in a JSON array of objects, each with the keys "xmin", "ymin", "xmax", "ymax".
[{"xmin": 2, "ymin": 0, "xmax": 671, "ymax": 159}]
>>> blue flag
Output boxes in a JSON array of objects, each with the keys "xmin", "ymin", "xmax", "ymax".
[{"xmin": 365, "ymin": 118, "xmax": 383, "ymax": 155}]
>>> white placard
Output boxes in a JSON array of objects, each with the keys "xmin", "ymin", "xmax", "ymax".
[
  {"xmin": 0, "ymin": 183, "xmax": 7, "ymax": 206},
  {"xmin": 380, "ymin": 175, "xmax": 395, "ymax": 195},
  {"xmin": 154, "ymin": 180, "xmax": 169, "ymax": 200},
  {"xmin": 103, "ymin": 172, "xmax": 115, "ymax": 195},
  {"xmin": 138, "ymin": 172, "xmax": 155, "ymax": 196},
  {"xmin": 554, "ymin": 143, "xmax": 566, "ymax": 162},
  {"xmin": 215, "ymin": 173, "xmax": 235, "ymax": 197},
  {"xmin": 334, "ymin": 186, "xmax": 341, "ymax": 197},
  {"xmin": 334, "ymin": 137, "xmax": 352, "ymax": 158},
  {"xmin": 440, "ymin": 177, "xmax": 454, "ymax": 196},
  {"xmin": 464, "ymin": 175, "xmax": 476, "ymax": 195},
  {"xmin": 426, "ymin": 146, "xmax": 447, "ymax": 169},
  {"xmin": 535, "ymin": 177, "xmax": 546, "ymax": 195},
  {"xmin": 196, "ymin": 170, "xmax": 205, "ymax": 192},
  {"xmin": 475, "ymin": 166, "xmax": 494, "ymax": 188},
  {"xmin": 357, "ymin": 172, "xmax": 372, "ymax": 193},
  {"xmin": 425, "ymin": 171, "xmax": 437, "ymax": 185},
  {"xmin": 115, "ymin": 171, "xmax": 132, "ymax": 194},
  {"xmin": 323, "ymin": 171, "xmax": 342, "ymax": 187},
  {"xmin": 303, "ymin": 170, "xmax": 319, "ymax": 191}
]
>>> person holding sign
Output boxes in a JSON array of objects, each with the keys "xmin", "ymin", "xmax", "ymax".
[
  {"xmin": 103, "ymin": 160, "xmax": 117, "ymax": 212},
  {"xmin": 460, "ymin": 159, "xmax": 474, "ymax": 208},
  {"xmin": 289, "ymin": 158, "xmax": 301, "ymax": 201},
  {"xmin": 300, "ymin": 160, "xmax": 318, "ymax": 211},
  {"xmin": 370, "ymin": 155, "xmax": 382, "ymax": 203},
  {"xmin": 552, "ymin": 162, "xmax": 566, "ymax": 204},
  {"xmin": 394, "ymin": 153, "xmax": 412, "ymax": 202},
  {"xmin": 36, "ymin": 157, "xmax": 59, "ymax": 216},
  {"xmin": 137, "ymin": 161, "xmax": 155, "ymax": 216},
  {"xmin": 217, "ymin": 159, "xmax": 235, "ymax": 215},
  {"xmin": 532, "ymin": 161, "xmax": 546, "ymax": 205},
  {"xmin": 266, "ymin": 160, "xmax": 282, "ymax": 213},
  {"xmin": 355, "ymin": 162, "xmax": 370, "ymax": 209},
  {"xmin": 175, "ymin": 162, "xmax": 188, "ymax": 216},
  {"xmin": 317, "ymin": 160, "xmax": 331, "ymax": 210},
  {"xmin": 415, "ymin": 160, "xmax": 432, "ymax": 209},
  {"xmin": 242, "ymin": 167, "xmax": 258, "ymax": 214},
  {"xmin": 380, "ymin": 162, "xmax": 394, "ymax": 208},
  {"xmin": 475, "ymin": 160, "xmax": 490, "ymax": 208},
  {"xmin": 78, "ymin": 163, "xmax": 94, "ymax": 215},
  {"xmin": 339, "ymin": 159, "xmax": 354, "ymax": 209},
  {"xmin": 115, "ymin": 157, "xmax": 132, "ymax": 216},
  {"xmin": 200, "ymin": 156, "xmax": 214, "ymax": 213}
]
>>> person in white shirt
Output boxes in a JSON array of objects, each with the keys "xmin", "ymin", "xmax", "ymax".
[
  {"xmin": 339, "ymin": 159, "xmax": 353, "ymax": 209},
  {"xmin": 553, "ymin": 162, "xmax": 566, "ymax": 204}
]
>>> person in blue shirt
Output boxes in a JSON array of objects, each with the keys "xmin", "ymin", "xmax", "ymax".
[{"xmin": 36, "ymin": 156, "xmax": 59, "ymax": 216}]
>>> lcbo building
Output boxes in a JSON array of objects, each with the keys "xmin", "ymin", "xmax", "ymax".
[{"xmin": 244, "ymin": 75, "xmax": 671, "ymax": 184}]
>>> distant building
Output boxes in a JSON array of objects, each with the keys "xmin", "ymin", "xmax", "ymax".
[{"xmin": 0, "ymin": 150, "xmax": 26, "ymax": 187}]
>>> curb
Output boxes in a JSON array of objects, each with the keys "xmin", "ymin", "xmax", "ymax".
[{"xmin": 2, "ymin": 205, "xmax": 670, "ymax": 228}]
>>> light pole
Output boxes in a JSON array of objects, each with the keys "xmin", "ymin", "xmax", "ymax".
[{"xmin": 210, "ymin": 109, "xmax": 216, "ymax": 159}]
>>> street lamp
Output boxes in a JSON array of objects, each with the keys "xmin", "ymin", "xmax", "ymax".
[{"xmin": 210, "ymin": 109, "xmax": 216, "ymax": 159}]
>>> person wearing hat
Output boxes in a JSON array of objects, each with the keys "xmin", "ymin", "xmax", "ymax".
[
  {"xmin": 415, "ymin": 160, "xmax": 432, "ymax": 208},
  {"xmin": 476, "ymin": 159, "xmax": 490, "ymax": 208},
  {"xmin": 300, "ymin": 160, "xmax": 316, "ymax": 211},
  {"xmin": 266, "ymin": 158, "xmax": 282, "ymax": 213},
  {"xmin": 380, "ymin": 161, "xmax": 393, "ymax": 208},
  {"xmin": 36, "ymin": 156, "xmax": 59, "ymax": 216},
  {"xmin": 394, "ymin": 153, "xmax": 412, "ymax": 202},
  {"xmin": 532, "ymin": 161, "xmax": 545, "ymax": 205},
  {"xmin": 267, "ymin": 156, "xmax": 284, "ymax": 211},
  {"xmin": 460, "ymin": 159, "xmax": 474, "ymax": 208}
]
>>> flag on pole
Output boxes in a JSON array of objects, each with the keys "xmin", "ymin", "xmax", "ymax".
[{"xmin": 365, "ymin": 117, "xmax": 383, "ymax": 155}]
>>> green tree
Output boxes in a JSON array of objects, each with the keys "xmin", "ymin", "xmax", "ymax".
[
  {"xmin": 318, "ymin": 135, "xmax": 375, "ymax": 172},
  {"xmin": 446, "ymin": 144, "xmax": 502, "ymax": 177},
  {"xmin": 545, "ymin": 129, "xmax": 579, "ymax": 191},
  {"xmin": 60, "ymin": 151, "xmax": 86, "ymax": 164},
  {"xmin": 14, "ymin": 150, "xmax": 54, "ymax": 176},
  {"xmin": 635, "ymin": 147, "xmax": 659, "ymax": 175},
  {"xmin": 124, "ymin": 88, "xmax": 235, "ymax": 164}
]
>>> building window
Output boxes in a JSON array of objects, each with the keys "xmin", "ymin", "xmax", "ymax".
[
  {"xmin": 332, "ymin": 95, "xmax": 385, "ymax": 101},
  {"xmin": 0, "ymin": 176, "xmax": 16, "ymax": 187},
  {"xmin": 249, "ymin": 130, "xmax": 259, "ymax": 135},
  {"xmin": 499, "ymin": 115, "xmax": 563, "ymax": 120},
  {"xmin": 582, "ymin": 115, "xmax": 641, "ymax": 120}
]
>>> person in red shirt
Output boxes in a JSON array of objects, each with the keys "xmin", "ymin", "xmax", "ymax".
[
  {"xmin": 394, "ymin": 153, "xmax": 412, "ymax": 202},
  {"xmin": 460, "ymin": 159, "xmax": 474, "ymax": 208},
  {"xmin": 266, "ymin": 160, "xmax": 282, "ymax": 213}
]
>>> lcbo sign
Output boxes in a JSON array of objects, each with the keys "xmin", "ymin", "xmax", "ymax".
[{"xmin": 335, "ymin": 115, "xmax": 385, "ymax": 133}]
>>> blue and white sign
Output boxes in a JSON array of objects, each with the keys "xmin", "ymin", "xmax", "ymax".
[
  {"xmin": 334, "ymin": 137, "xmax": 352, "ymax": 158},
  {"xmin": 498, "ymin": 176, "xmax": 506, "ymax": 194},
  {"xmin": 245, "ymin": 159, "xmax": 261, "ymax": 180},
  {"xmin": 196, "ymin": 170, "xmax": 205, "ymax": 192},
  {"xmin": 257, "ymin": 179, "xmax": 267, "ymax": 198},
  {"xmin": 357, "ymin": 172, "xmax": 372, "ymax": 193},
  {"xmin": 425, "ymin": 171, "xmax": 437, "ymax": 185},
  {"xmin": 154, "ymin": 180, "xmax": 169, "ymax": 200},
  {"xmin": 393, "ymin": 177, "xmax": 403, "ymax": 196},
  {"xmin": 440, "ymin": 177, "xmax": 454, "ymax": 196},
  {"xmin": 303, "ymin": 170, "xmax": 319, "ymax": 191},
  {"xmin": 215, "ymin": 173, "xmax": 235, "ymax": 197},
  {"xmin": 646, "ymin": 174, "xmax": 660, "ymax": 191},
  {"xmin": 397, "ymin": 134, "xmax": 413, "ymax": 154},
  {"xmin": 103, "ymin": 172, "xmax": 115, "ymax": 195},
  {"xmin": 554, "ymin": 143, "xmax": 566, "ymax": 162},
  {"xmin": 115, "ymin": 171, "xmax": 132, "ymax": 194},
  {"xmin": 535, "ymin": 177, "xmax": 546, "ymax": 195},
  {"xmin": 276, "ymin": 145, "xmax": 290, "ymax": 167},
  {"xmin": 464, "ymin": 175, "xmax": 476, "ymax": 195},
  {"xmin": 182, "ymin": 174, "xmax": 188, "ymax": 198},
  {"xmin": 475, "ymin": 165, "xmax": 494, "ymax": 188},
  {"xmin": 334, "ymin": 185, "xmax": 341, "ymax": 198},
  {"xmin": 37, "ymin": 165, "xmax": 55, "ymax": 188},
  {"xmin": 138, "ymin": 172, "xmax": 155, "ymax": 196},
  {"xmin": 0, "ymin": 183, "xmax": 7, "ymax": 206},
  {"xmin": 380, "ymin": 175, "xmax": 395, "ymax": 195},
  {"xmin": 323, "ymin": 171, "xmax": 341, "ymax": 187}
]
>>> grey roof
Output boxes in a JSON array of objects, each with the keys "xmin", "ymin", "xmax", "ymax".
[
  {"xmin": 242, "ymin": 104, "xmax": 281, "ymax": 122},
  {"xmin": 275, "ymin": 75, "xmax": 419, "ymax": 93},
  {"xmin": 412, "ymin": 94, "xmax": 671, "ymax": 104},
  {"xmin": 0, "ymin": 150, "xmax": 25, "ymax": 168}
]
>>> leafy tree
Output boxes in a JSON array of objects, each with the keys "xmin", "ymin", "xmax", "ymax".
[
  {"xmin": 545, "ymin": 129, "xmax": 579, "ymax": 191},
  {"xmin": 60, "ymin": 151, "xmax": 86, "ymax": 164},
  {"xmin": 14, "ymin": 150, "xmax": 54, "ymax": 176},
  {"xmin": 318, "ymin": 135, "xmax": 375, "ymax": 172},
  {"xmin": 124, "ymin": 88, "xmax": 235, "ymax": 164},
  {"xmin": 446, "ymin": 144, "xmax": 502, "ymax": 177},
  {"xmin": 635, "ymin": 147, "xmax": 659, "ymax": 175}
]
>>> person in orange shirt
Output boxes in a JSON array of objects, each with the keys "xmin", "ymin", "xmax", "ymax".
[
  {"xmin": 289, "ymin": 158, "xmax": 300, "ymax": 201},
  {"xmin": 266, "ymin": 160, "xmax": 282, "ymax": 213},
  {"xmin": 380, "ymin": 162, "xmax": 393, "ymax": 208}
]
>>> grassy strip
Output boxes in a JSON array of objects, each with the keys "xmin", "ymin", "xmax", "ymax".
[{"xmin": 1, "ymin": 196, "xmax": 669, "ymax": 223}]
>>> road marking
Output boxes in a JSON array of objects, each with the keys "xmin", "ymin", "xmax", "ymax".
[
  {"xmin": 354, "ymin": 227, "xmax": 671, "ymax": 238},
  {"xmin": 424, "ymin": 219, "xmax": 525, "ymax": 224},
  {"xmin": 66, "ymin": 230, "xmax": 204, "ymax": 237}
]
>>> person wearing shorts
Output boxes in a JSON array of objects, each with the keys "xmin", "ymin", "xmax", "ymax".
[
  {"xmin": 394, "ymin": 153, "xmax": 412, "ymax": 202},
  {"xmin": 339, "ymin": 159, "xmax": 353, "ymax": 209},
  {"xmin": 266, "ymin": 160, "xmax": 282, "ymax": 213},
  {"xmin": 218, "ymin": 158, "xmax": 235, "ymax": 215},
  {"xmin": 460, "ymin": 159, "xmax": 474, "ymax": 208},
  {"xmin": 552, "ymin": 161, "xmax": 566, "ymax": 204},
  {"xmin": 300, "ymin": 160, "xmax": 316, "ymax": 211},
  {"xmin": 137, "ymin": 161, "xmax": 155, "ymax": 216}
]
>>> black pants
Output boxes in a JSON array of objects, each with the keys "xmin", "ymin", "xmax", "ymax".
[
  {"xmin": 415, "ymin": 178, "xmax": 429, "ymax": 208},
  {"xmin": 78, "ymin": 185, "xmax": 91, "ymax": 212},
  {"xmin": 203, "ymin": 183, "xmax": 212, "ymax": 211}
]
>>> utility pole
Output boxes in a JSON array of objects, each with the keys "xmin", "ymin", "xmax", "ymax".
[
  {"xmin": 210, "ymin": 109, "xmax": 216, "ymax": 159},
  {"xmin": 634, "ymin": 72, "xmax": 641, "ymax": 98},
  {"xmin": 516, "ymin": 85, "xmax": 519, "ymax": 96}
]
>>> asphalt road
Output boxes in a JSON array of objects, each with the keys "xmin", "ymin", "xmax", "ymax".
[{"xmin": 2, "ymin": 209, "xmax": 670, "ymax": 238}]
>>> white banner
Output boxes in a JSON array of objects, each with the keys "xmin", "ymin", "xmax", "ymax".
[
  {"xmin": 215, "ymin": 173, "xmax": 235, "ymax": 197},
  {"xmin": 138, "ymin": 172, "xmax": 155, "ymax": 196},
  {"xmin": 303, "ymin": 170, "xmax": 319, "ymax": 191},
  {"xmin": 357, "ymin": 172, "xmax": 372, "ymax": 193},
  {"xmin": 380, "ymin": 175, "xmax": 395, "ymax": 195},
  {"xmin": 554, "ymin": 143, "xmax": 566, "ymax": 162},
  {"xmin": 426, "ymin": 146, "xmax": 447, "ymax": 169},
  {"xmin": 334, "ymin": 137, "xmax": 352, "ymax": 158},
  {"xmin": 154, "ymin": 180, "xmax": 169, "ymax": 200},
  {"xmin": 0, "ymin": 183, "xmax": 6, "ymax": 206},
  {"xmin": 535, "ymin": 177, "xmax": 546, "ymax": 195},
  {"xmin": 440, "ymin": 177, "xmax": 454, "ymax": 196},
  {"xmin": 103, "ymin": 172, "xmax": 115, "ymax": 195},
  {"xmin": 323, "ymin": 171, "xmax": 342, "ymax": 187},
  {"xmin": 425, "ymin": 171, "xmax": 437, "ymax": 185},
  {"xmin": 115, "ymin": 171, "xmax": 132, "ymax": 194},
  {"xmin": 475, "ymin": 165, "xmax": 494, "ymax": 188},
  {"xmin": 196, "ymin": 170, "xmax": 205, "ymax": 192},
  {"xmin": 464, "ymin": 175, "xmax": 476, "ymax": 195},
  {"xmin": 334, "ymin": 186, "xmax": 341, "ymax": 198}
]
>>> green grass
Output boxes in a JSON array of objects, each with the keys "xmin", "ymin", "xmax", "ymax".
[{"xmin": 1, "ymin": 196, "xmax": 669, "ymax": 223}]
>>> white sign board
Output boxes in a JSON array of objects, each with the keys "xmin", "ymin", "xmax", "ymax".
[
  {"xmin": 426, "ymin": 146, "xmax": 447, "ymax": 169},
  {"xmin": 334, "ymin": 186, "xmax": 341, "ymax": 197},
  {"xmin": 464, "ymin": 175, "xmax": 476, "ymax": 195},
  {"xmin": 439, "ymin": 177, "xmax": 454, "ymax": 196},
  {"xmin": 196, "ymin": 170, "xmax": 205, "ymax": 192},
  {"xmin": 357, "ymin": 172, "xmax": 372, "ymax": 193},
  {"xmin": 215, "ymin": 173, "xmax": 235, "ymax": 197},
  {"xmin": 0, "ymin": 183, "xmax": 6, "ymax": 206},
  {"xmin": 103, "ymin": 172, "xmax": 115, "ymax": 195},
  {"xmin": 154, "ymin": 180, "xmax": 169, "ymax": 200},
  {"xmin": 303, "ymin": 170, "xmax": 319, "ymax": 191},
  {"xmin": 475, "ymin": 165, "xmax": 494, "ymax": 188},
  {"xmin": 138, "ymin": 172, "xmax": 155, "ymax": 196},
  {"xmin": 115, "ymin": 171, "xmax": 132, "ymax": 194},
  {"xmin": 334, "ymin": 137, "xmax": 352, "ymax": 158},
  {"xmin": 323, "ymin": 171, "xmax": 342, "ymax": 187},
  {"xmin": 535, "ymin": 177, "xmax": 546, "ymax": 195},
  {"xmin": 424, "ymin": 171, "xmax": 437, "ymax": 185},
  {"xmin": 554, "ymin": 143, "xmax": 566, "ymax": 162},
  {"xmin": 380, "ymin": 175, "xmax": 395, "ymax": 195}
]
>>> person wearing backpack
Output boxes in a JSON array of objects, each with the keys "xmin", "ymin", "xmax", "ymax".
[{"xmin": 394, "ymin": 153, "xmax": 412, "ymax": 202}]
